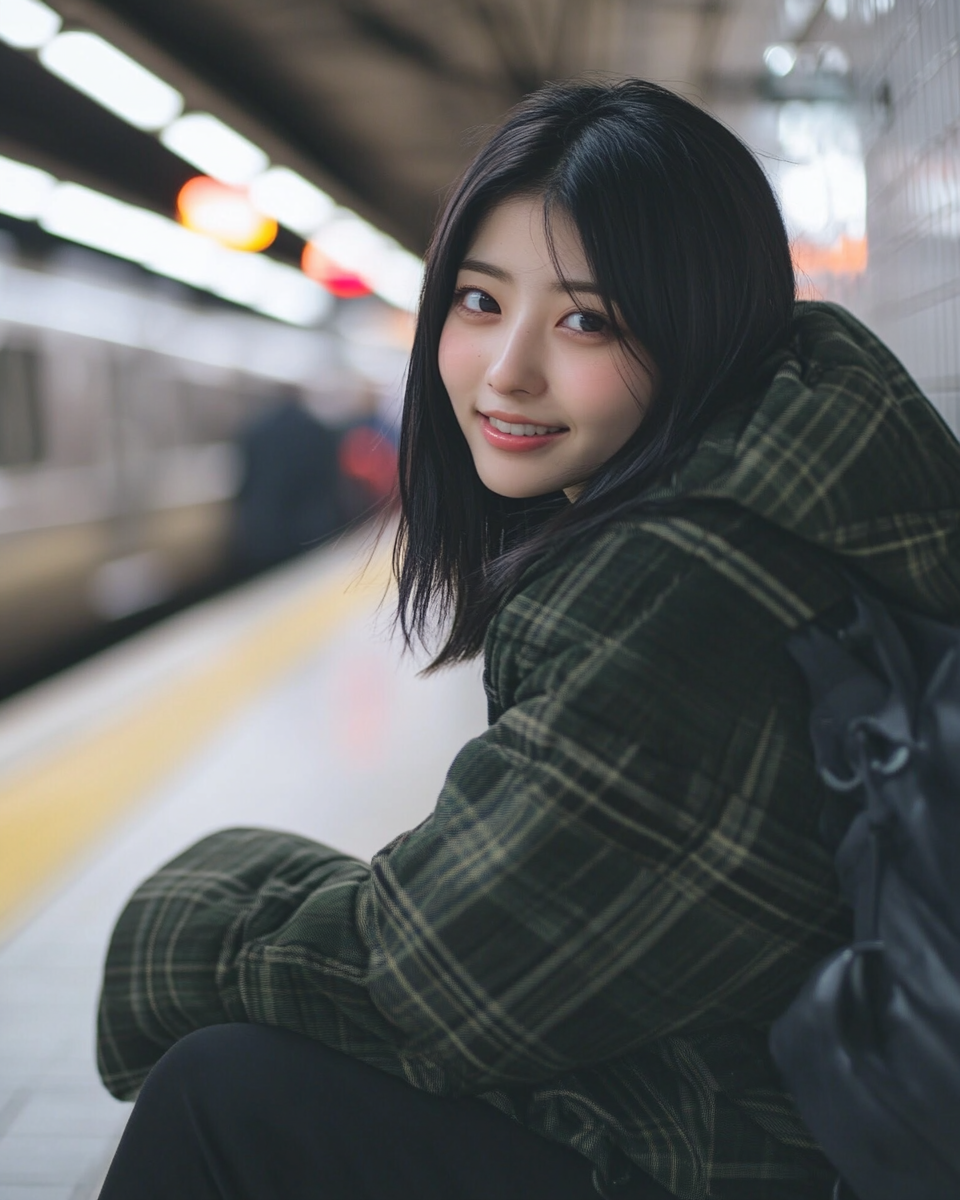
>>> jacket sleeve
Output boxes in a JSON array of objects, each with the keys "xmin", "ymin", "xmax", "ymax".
[{"xmin": 98, "ymin": 519, "xmax": 846, "ymax": 1101}]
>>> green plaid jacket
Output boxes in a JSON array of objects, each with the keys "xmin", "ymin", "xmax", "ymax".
[{"xmin": 98, "ymin": 304, "xmax": 960, "ymax": 1199}]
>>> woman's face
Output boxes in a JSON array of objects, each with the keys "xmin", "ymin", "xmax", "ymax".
[{"xmin": 438, "ymin": 195, "xmax": 656, "ymax": 500}]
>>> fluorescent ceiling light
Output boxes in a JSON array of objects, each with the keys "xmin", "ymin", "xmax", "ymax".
[
  {"xmin": 0, "ymin": 5, "xmax": 407, "ymax": 311},
  {"xmin": 0, "ymin": 154, "xmax": 56, "ymax": 219},
  {"xmin": 209, "ymin": 247, "xmax": 330, "ymax": 324},
  {"xmin": 776, "ymin": 104, "xmax": 866, "ymax": 245},
  {"xmin": 308, "ymin": 212, "xmax": 422, "ymax": 311},
  {"xmin": 39, "ymin": 31, "xmax": 183, "ymax": 131},
  {"xmin": 32, "ymin": 177, "xmax": 327, "ymax": 325},
  {"xmin": 40, "ymin": 182, "xmax": 159, "ymax": 261},
  {"xmin": 0, "ymin": 0, "xmax": 60, "ymax": 50},
  {"xmin": 254, "ymin": 262, "xmax": 331, "ymax": 326},
  {"xmin": 161, "ymin": 113, "xmax": 268, "ymax": 185},
  {"xmin": 248, "ymin": 167, "xmax": 336, "ymax": 237},
  {"xmin": 764, "ymin": 44, "xmax": 797, "ymax": 77},
  {"xmin": 310, "ymin": 211, "xmax": 390, "ymax": 277},
  {"xmin": 780, "ymin": 157, "xmax": 866, "ymax": 239},
  {"xmin": 139, "ymin": 220, "xmax": 220, "ymax": 290},
  {"xmin": 371, "ymin": 247, "xmax": 424, "ymax": 312},
  {"xmin": 208, "ymin": 248, "xmax": 274, "ymax": 307}
]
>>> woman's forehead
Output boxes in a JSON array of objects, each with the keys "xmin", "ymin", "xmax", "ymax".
[{"xmin": 463, "ymin": 195, "xmax": 591, "ymax": 283}]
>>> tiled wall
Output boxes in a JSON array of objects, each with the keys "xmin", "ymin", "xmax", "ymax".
[{"xmin": 824, "ymin": 0, "xmax": 960, "ymax": 432}]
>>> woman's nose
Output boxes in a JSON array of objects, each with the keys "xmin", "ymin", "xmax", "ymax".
[{"xmin": 485, "ymin": 324, "xmax": 547, "ymax": 397}]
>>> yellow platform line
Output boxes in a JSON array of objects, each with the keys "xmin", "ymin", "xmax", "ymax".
[{"xmin": 0, "ymin": 552, "xmax": 392, "ymax": 933}]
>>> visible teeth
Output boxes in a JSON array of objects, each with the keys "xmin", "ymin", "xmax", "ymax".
[{"xmin": 488, "ymin": 416, "xmax": 564, "ymax": 436}]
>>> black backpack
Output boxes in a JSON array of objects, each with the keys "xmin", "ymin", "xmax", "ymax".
[{"xmin": 770, "ymin": 587, "xmax": 960, "ymax": 1200}]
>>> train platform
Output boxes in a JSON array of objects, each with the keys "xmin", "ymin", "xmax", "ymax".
[{"xmin": 0, "ymin": 532, "xmax": 486, "ymax": 1199}]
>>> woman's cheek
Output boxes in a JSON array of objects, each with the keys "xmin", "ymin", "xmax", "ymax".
[
  {"xmin": 561, "ymin": 347, "xmax": 652, "ymax": 445},
  {"xmin": 438, "ymin": 321, "xmax": 480, "ymax": 402},
  {"xmin": 562, "ymin": 358, "xmax": 629, "ymax": 425}
]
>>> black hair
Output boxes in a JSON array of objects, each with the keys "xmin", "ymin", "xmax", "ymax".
[{"xmin": 394, "ymin": 78, "xmax": 795, "ymax": 670}]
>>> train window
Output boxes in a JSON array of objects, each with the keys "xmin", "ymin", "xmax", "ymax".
[
  {"xmin": 0, "ymin": 345, "xmax": 45, "ymax": 467},
  {"xmin": 43, "ymin": 346, "xmax": 112, "ymax": 466}
]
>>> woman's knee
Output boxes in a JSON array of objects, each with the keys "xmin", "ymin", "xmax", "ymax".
[
  {"xmin": 153, "ymin": 1022, "xmax": 254, "ymax": 1073},
  {"xmin": 138, "ymin": 1023, "xmax": 277, "ymax": 1115},
  {"xmin": 99, "ymin": 1027, "xmax": 266, "ymax": 1199}
]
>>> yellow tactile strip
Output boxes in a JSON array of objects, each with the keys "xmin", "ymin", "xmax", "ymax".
[{"xmin": 0, "ymin": 553, "xmax": 391, "ymax": 934}]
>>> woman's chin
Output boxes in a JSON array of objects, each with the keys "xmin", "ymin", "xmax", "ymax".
[
  {"xmin": 480, "ymin": 476, "xmax": 566, "ymax": 500},
  {"xmin": 474, "ymin": 462, "xmax": 574, "ymax": 500}
]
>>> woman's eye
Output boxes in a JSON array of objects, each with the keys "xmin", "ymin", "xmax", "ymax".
[
  {"xmin": 562, "ymin": 310, "xmax": 608, "ymax": 334},
  {"xmin": 458, "ymin": 288, "xmax": 500, "ymax": 314}
]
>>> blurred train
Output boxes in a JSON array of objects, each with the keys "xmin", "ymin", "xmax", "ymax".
[{"xmin": 0, "ymin": 246, "xmax": 397, "ymax": 685}]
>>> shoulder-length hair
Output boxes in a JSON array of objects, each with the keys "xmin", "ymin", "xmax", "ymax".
[{"xmin": 394, "ymin": 78, "xmax": 795, "ymax": 670}]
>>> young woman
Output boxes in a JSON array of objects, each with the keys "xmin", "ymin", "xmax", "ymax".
[{"xmin": 96, "ymin": 80, "xmax": 960, "ymax": 1199}]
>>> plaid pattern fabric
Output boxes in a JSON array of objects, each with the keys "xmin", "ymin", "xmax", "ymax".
[{"xmin": 97, "ymin": 304, "xmax": 960, "ymax": 1199}]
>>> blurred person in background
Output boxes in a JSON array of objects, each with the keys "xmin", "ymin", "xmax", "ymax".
[
  {"xmin": 95, "ymin": 80, "xmax": 960, "ymax": 1200},
  {"xmin": 338, "ymin": 422, "xmax": 399, "ymax": 516},
  {"xmin": 335, "ymin": 382, "xmax": 401, "ymax": 519},
  {"xmin": 229, "ymin": 385, "xmax": 343, "ymax": 574}
]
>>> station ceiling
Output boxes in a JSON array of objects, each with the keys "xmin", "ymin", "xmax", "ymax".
[{"xmin": 1, "ymin": 0, "xmax": 805, "ymax": 257}]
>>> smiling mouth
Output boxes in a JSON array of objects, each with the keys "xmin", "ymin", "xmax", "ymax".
[
  {"xmin": 478, "ymin": 413, "xmax": 568, "ymax": 453},
  {"xmin": 485, "ymin": 415, "xmax": 567, "ymax": 436}
]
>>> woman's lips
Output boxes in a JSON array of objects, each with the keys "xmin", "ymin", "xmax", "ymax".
[{"xmin": 479, "ymin": 413, "xmax": 568, "ymax": 452}]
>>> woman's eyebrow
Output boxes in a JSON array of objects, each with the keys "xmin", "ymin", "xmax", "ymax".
[
  {"xmin": 458, "ymin": 257, "xmax": 601, "ymax": 295},
  {"xmin": 550, "ymin": 279, "xmax": 602, "ymax": 295},
  {"xmin": 459, "ymin": 258, "xmax": 510, "ymax": 282}
]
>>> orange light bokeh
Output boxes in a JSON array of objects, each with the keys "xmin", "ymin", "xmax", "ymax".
[
  {"xmin": 792, "ymin": 235, "xmax": 868, "ymax": 278},
  {"xmin": 177, "ymin": 176, "xmax": 277, "ymax": 252},
  {"xmin": 301, "ymin": 241, "xmax": 372, "ymax": 298}
]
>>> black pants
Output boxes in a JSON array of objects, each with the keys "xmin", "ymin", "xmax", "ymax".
[{"xmin": 98, "ymin": 1023, "xmax": 613, "ymax": 1200}]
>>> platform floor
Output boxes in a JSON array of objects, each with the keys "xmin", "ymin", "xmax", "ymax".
[{"xmin": 0, "ymin": 534, "xmax": 487, "ymax": 1198}]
